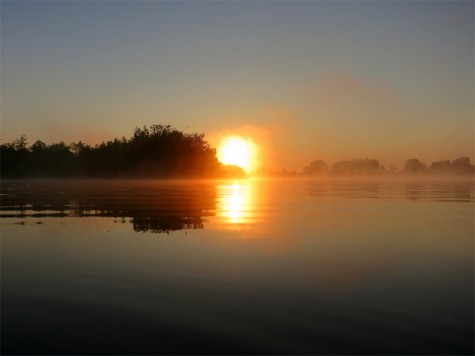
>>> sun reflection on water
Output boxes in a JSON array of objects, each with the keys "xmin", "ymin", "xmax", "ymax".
[{"xmin": 218, "ymin": 182, "xmax": 254, "ymax": 226}]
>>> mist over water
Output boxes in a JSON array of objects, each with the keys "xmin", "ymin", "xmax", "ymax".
[{"xmin": 1, "ymin": 178, "xmax": 473, "ymax": 354}]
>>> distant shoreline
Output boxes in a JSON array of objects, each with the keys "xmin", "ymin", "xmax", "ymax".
[{"xmin": 1, "ymin": 125, "xmax": 473, "ymax": 179}]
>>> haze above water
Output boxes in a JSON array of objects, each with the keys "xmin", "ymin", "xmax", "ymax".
[{"xmin": 1, "ymin": 178, "xmax": 473, "ymax": 354}]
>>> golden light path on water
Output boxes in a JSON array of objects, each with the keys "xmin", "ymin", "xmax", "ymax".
[{"xmin": 218, "ymin": 182, "xmax": 254, "ymax": 226}]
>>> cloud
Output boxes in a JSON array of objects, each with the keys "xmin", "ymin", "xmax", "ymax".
[{"xmin": 309, "ymin": 69, "xmax": 399, "ymax": 124}]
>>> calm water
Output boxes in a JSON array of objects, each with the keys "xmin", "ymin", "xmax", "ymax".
[{"xmin": 1, "ymin": 179, "xmax": 474, "ymax": 354}]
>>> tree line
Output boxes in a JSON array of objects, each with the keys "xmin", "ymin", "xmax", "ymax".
[
  {"xmin": 0, "ymin": 125, "xmax": 244, "ymax": 178},
  {"xmin": 303, "ymin": 157, "xmax": 474, "ymax": 176}
]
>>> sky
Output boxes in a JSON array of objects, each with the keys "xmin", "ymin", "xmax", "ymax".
[{"xmin": 1, "ymin": 0, "xmax": 473, "ymax": 171}]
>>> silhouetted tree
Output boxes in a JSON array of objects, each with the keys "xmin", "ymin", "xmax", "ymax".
[
  {"xmin": 0, "ymin": 135, "xmax": 30, "ymax": 177},
  {"xmin": 404, "ymin": 158, "xmax": 426, "ymax": 174},
  {"xmin": 303, "ymin": 160, "xmax": 329, "ymax": 176},
  {"xmin": 428, "ymin": 157, "xmax": 474, "ymax": 175},
  {"xmin": 12, "ymin": 135, "xmax": 28, "ymax": 151},
  {"xmin": 0, "ymin": 125, "xmax": 244, "ymax": 179},
  {"xmin": 451, "ymin": 157, "xmax": 474, "ymax": 174},
  {"xmin": 31, "ymin": 140, "xmax": 47, "ymax": 152},
  {"xmin": 331, "ymin": 159, "xmax": 382, "ymax": 175},
  {"xmin": 428, "ymin": 160, "xmax": 452, "ymax": 174}
]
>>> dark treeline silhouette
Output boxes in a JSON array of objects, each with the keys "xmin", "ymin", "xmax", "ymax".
[
  {"xmin": 303, "ymin": 157, "xmax": 474, "ymax": 176},
  {"xmin": 404, "ymin": 157, "xmax": 474, "ymax": 175},
  {"xmin": 332, "ymin": 159, "xmax": 383, "ymax": 175},
  {"xmin": 303, "ymin": 159, "xmax": 329, "ymax": 176},
  {"xmin": 1, "ymin": 125, "xmax": 244, "ymax": 178},
  {"xmin": 303, "ymin": 158, "xmax": 384, "ymax": 176}
]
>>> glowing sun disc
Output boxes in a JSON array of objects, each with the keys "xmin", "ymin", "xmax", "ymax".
[{"xmin": 217, "ymin": 136, "xmax": 257, "ymax": 173}]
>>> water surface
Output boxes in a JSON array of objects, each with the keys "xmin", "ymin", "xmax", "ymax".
[{"xmin": 1, "ymin": 179, "xmax": 473, "ymax": 354}]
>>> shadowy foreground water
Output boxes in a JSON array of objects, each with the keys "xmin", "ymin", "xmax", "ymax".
[{"xmin": 1, "ymin": 179, "xmax": 473, "ymax": 354}]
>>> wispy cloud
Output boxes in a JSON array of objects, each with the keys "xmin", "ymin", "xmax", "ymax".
[{"xmin": 309, "ymin": 69, "xmax": 399, "ymax": 123}]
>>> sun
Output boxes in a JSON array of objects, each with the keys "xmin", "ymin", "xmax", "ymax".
[{"xmin": 217, "ymin": 136, "xmax": 258, "ymax": 173}]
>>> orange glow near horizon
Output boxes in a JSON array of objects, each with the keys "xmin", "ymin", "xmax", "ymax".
[{"xmin": 217, "ymin": 136, "xmax": 258, "ymax": 173}]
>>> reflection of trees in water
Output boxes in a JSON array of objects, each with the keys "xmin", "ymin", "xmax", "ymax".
[
  {"xmin": 405, "ymin": 182, "xmax": 473, "ymax": 202},
  {"xmin": 306, "ymin": 182, "xmax": 381, "ymax": 199},
  {"xmin": 304, "ymin": 181, "xmax": 473, "ymax": 202},
  {"xmin": 132, "ymin": 216, "xmax": 205, "ymax": 233},
  {"xmin": 331, "ymin": 182, "xmax": 381, "ymax": 199},
  {"xmin": 1, "ymin": 180, "xmax": 216, "ymax": 233},
  {"xmin": 310, "ymin": 181, "xmax": 473, "ymax": 202},
  {"xmin": 404, "ymin": 184, "xmax": 427, "ymax": 201}
]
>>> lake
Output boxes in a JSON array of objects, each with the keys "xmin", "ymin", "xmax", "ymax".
[{"xmin": 1, "ymin": 178, "xmax": 473, "ymax": 354}]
